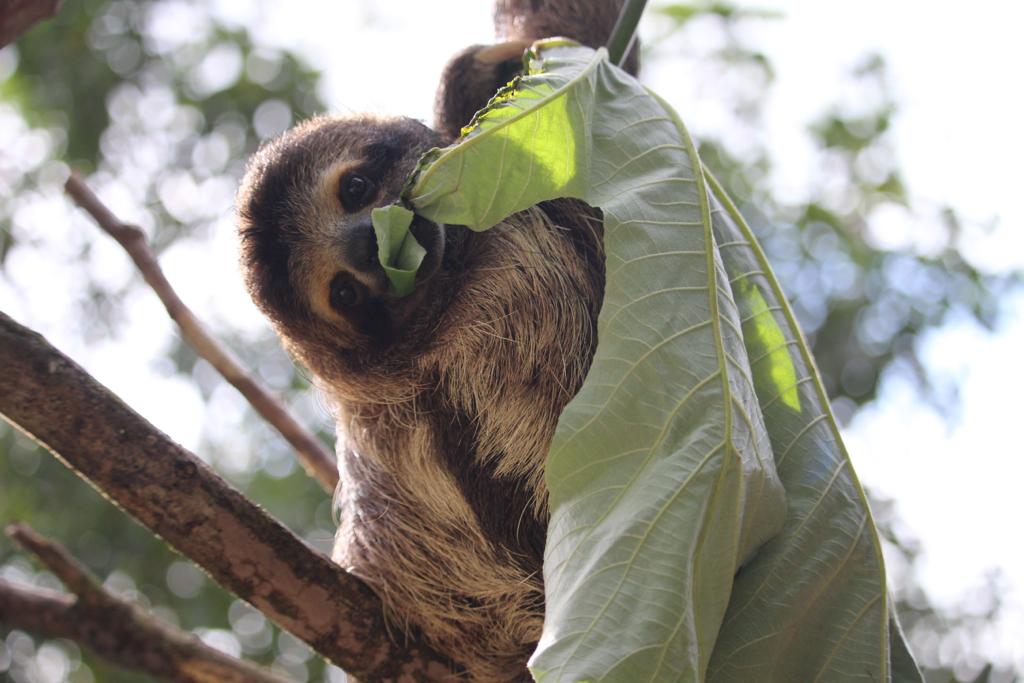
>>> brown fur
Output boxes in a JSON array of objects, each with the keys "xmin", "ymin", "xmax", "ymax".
[
  {"xmin": 234, "ymin": 3, "xmax": 647, "ymax": 677},
  {"xmin": 493, "ymin": 0, "xmax": 641, "ymax": 74},
  {"xmin": 237, "ymin": 113, "xmax": 604, "ymax": 681}
]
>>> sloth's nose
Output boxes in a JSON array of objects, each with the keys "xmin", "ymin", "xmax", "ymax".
[
  {"xmin": 336, "ymin": 215, "xmax": 446, "ymax": 299},
  {"xmin": 338, "ymin": 217, "xmax": 382, "ymax": 277},
  {"xmin": 331, "ymin": 217, "xmax": 391, "ymax": 301}
]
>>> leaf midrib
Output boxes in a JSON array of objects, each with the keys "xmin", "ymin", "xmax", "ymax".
[{"xmin": 647, "ymin": 84, "xmax": 743, "ymax": 683}]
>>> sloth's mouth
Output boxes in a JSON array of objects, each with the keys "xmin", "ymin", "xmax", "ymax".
[
  {"xmin": 370, "ymin": 218, "xmax": 473, "ymax": 351},
  {"xmin": 338, "ymin": 216, "xmax": 473, "ymax": 354},
  {"xmin": 408, "ymin": 215, "xmax": 446, "ymax": 285},
  {"xmin": 372, "ymin": 216, "xmax": 452, "ymax": 342}
]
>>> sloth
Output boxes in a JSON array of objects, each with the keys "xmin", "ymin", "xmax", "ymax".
[
  {"xmin": 238, "ymin": 132, "xmax": 603, "ymax": 678},
  {"xmin": 236, "ymin": 2, "xmax": 637, "ymax": 680}
]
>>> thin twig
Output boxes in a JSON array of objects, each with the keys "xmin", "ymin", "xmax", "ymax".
[
  {"xmin": 64, "ymin": 172, "xmax": 338, "ymax": 494},
  {"xmin": 6, "ymin": 522, "xmax": 102, "ymax": 605},
  {"xmin": 0, "ymin": 312, "xmax": 459, "ymax": 681},
  {"xmin": 2, "ymin": 523, "xmax": 291, "ymax": 683},
  {"xmin": 606, "ymin": 0, "xmax": 648, "ymax": 66}
]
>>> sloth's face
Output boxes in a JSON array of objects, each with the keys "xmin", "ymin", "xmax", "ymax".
[
  {"xmin": 236, "ymin": 115, "xmax": 464, "ymax": 381},
  {"xmin": 237, "ymin": 113, "xmax": 604, "ymax": 412}
]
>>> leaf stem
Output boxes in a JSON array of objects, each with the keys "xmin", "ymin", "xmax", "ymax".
[{"xmin": 606, "ymin": 0, "xmax": 648, "ymax": 66}]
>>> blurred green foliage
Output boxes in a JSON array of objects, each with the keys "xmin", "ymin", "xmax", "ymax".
[
  {"xmin": 0, "ymin": 1, "xmax": 339, "ymax": 681},
  {"xmin": 0, "ymin": 1, "xmax": 1019, "ymax": 682}
]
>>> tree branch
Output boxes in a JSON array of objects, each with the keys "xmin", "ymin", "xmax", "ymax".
[
  {"xmin": 0, "ymin": 311, "xmax": 458, "ymax": 682},
  {"xmin": 606, "ymin": 0, "xmax": 647, "ymax": 67},
  {"xmin": 1, "ymin": 523, "xmax": 290, "ymax": 683},
  {"xmin": 0, "ymin": 0, "xmax": 59, "ymax": 48},
  {"xmin": 64, "ymin": 172, "xmax": 338, "ymax": 494}
]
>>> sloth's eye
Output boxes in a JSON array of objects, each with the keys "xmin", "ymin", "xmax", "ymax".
[
  {"xmin": 339, "ymin": 172, "xmax": 375, "ymax": 212},
  {"xmin": 329, "ymin": 274, "xmax": 364, "ymax": 311}
]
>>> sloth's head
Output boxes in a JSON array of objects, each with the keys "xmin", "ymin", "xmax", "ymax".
[
  {"xmin": 236, "ymin": 115, "xmax": 455, "ymax": 387},
  {"xmin": 236, "ymin": 113, "xmax": 604, "ymax": 455}
]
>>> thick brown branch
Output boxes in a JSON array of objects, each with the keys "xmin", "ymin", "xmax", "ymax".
[
  {"xmin": 64, "ymin": 172, "xmax": 338, "ymax": 494},
  {"xmin": 0, "ymin": 311, "xmax": 458, "ymax": 682},
  {"xmin": 0, "ymin": 0, "xmax": 59, "ymax": 48},
  {"xmin": 2, "ymin": 523, "xmax": 289, "ymax": 683}
]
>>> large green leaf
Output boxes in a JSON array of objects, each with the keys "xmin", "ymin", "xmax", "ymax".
[
  {"xmin": 374, "ymin": 40, "xmax": 920, "ymax": 683},
  {"xmin": 700, "ymin": 168, "xmax": 919, "ymax": 682}
]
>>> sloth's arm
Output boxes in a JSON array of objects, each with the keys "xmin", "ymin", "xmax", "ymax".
[{"xmin": 433, "ymin": 0, "xmax": 641, "ymax": 140}]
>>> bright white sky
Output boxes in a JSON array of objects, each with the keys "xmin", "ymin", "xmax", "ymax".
[{"xmin": 2, "ymin": 0, "xmax": 1022, "ymax": 674}]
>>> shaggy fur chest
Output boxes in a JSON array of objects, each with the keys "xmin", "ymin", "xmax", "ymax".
[{"xmin": 331, "ymin": 403, "xmax": 547, "ymax": 683}]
